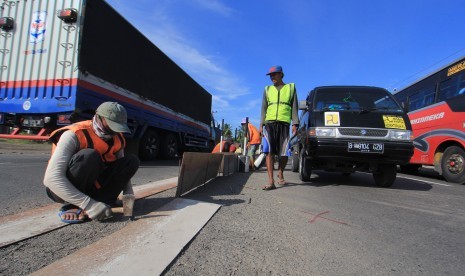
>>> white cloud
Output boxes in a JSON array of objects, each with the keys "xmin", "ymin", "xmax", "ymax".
[
  {"xmin": 132, "ymin": 7, "xmax": 250, "ymax": 111},
  {"xmin": 107, "ymin": 0, "xmax": 249, "ymax": 123},
  {"xmin": 191, "ymin": 0, "xmax": 236, "ymax": 17},
  {"xmin": 145, "ymin": 26, "xmax": 249, "ymax": 98}
]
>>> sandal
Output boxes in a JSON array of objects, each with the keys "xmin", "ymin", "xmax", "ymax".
[
  {"xmin": 58, "ymin": 204, "xmax": 88, "ymax": 224},
  {"xmin": 262, "ymin": 184, "xmax": 276, "ymax": 191}
]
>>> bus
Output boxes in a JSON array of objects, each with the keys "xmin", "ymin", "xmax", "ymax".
[{"xmin": 393, "ymin": 57, "xmax": 465, "ymax": 184}]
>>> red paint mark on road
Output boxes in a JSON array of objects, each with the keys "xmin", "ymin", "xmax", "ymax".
[{"xmin": 301, "ymin": 210, "xmax": 349, "ymax": 226}]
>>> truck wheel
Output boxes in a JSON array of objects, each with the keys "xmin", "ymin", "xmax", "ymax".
[
  {"xmin": 400, "ymin": 164, "xmax": 421, "ymax": 174},
  {"xmin": 160, "ymin": 133, "xmax": 178, "ymax": 159},
  {"xmin": 299, "ymin": 149, "xmax": 311, "ymax": 182},
  {"xmin": 373, "ymin": 164, "xmax": 397, "ymax": 187},
  {"xmin": 441, "ymin": 146, "xmax": 465, "ymax": 184},
  {"xmin": 291, "ymin": 150, "xmax": 299, "ymax": 172},
  {"xmin": 139, "ymin": 129, "xmax": 160, "ymax": 161}
]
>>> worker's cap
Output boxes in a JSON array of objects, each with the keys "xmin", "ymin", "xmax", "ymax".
[
  {"xmin": 96, "ymin": 102, "xmax": 131, "ymax": 133},
  {"xmin": 266, "ymin": 65, "xmax": 283, "ymax": 75}
]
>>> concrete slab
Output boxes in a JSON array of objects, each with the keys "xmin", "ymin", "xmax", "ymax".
[
  {"xmin": 176, "ymin": 152, "xmax": 223, "ymax": 197},
  {"xmin": 0, "ymin": 177, "xmax": 178, "ymax": 248},
  {"xmin": 132, "ymin": 177, "xmax": 177, "ymax": 199},
  {"xmin": 32, "ymin": 198, "xmax": 221, "ymax": 276}
]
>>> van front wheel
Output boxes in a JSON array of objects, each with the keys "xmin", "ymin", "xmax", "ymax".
[
  {"xmin": 291, "ymin": 150, "xmax": 299, "ymax": 172},
  {"xmin": 299, "ymin": 149, "xmax": 311, "ymax": 182},
  {"xmin": 373, "ymin": 164, "xmax": 397, "ymax": 187}
]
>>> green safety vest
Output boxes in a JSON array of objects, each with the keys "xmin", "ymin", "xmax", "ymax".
[{"xmin": 265, "ymin": 83, "xmax": 295, "ymax": 123}]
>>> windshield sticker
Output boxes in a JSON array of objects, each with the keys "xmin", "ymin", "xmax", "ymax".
[
  {"xmin": 325, "ymin": 112, "xmax": 340, "ymax": 126},
  {"xmin": 383, "ymin": 115, "xmax": 406, "ymax": 129}
]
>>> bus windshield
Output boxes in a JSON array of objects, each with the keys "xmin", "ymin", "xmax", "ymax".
[{"xmin": 313, "ymin": 87, "xmax": 403, "ymax": 112}]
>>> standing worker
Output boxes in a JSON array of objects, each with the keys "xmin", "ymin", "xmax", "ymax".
[
  {"xmin": 241, "ymin": 118, "xmax": 261, "ymax": 170},
  {"xmin": 43, "ymin": 102, "xmax": 140, "ymax": 223},
  {"xmin": 260, "ymin": 65, "xmax": 299, "ymax": 190}
]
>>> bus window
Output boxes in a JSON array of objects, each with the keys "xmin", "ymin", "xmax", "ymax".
[
  {"xmin": 408, "ymin": 85, "xmax": 435, "ymax": 111},
  {"xmin": 458, "ymin": 71, "xmax": 465, "ymax": 95},
  {"xmin": 439, "ymin": 79, "xmax": 453, "ymax": 101},
  {"xmin": 439, "ymin": 70, "xmax": 465, "ymax": 101}
]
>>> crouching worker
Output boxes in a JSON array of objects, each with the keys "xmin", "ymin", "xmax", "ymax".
[
  {"xmin": 43, "ymin": 102, "xmax": 140, "ymax": 224},
  {"xmin": 211, "ymin": 137, "xmax": 237, "ymax": 153}
]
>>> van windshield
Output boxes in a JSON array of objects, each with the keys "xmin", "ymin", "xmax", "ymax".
[{"xmin": 313, "ymin": 87, "xmax": 403, "ymax": 112}]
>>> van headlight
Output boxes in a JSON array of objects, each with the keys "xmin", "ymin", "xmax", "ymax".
[
  {"xmin": 389, "ymin": 130, "xmax": 412, "ymax": 141},
  {"xmin": 312, "ymin": 127, "xmax": 337, "ymax": 137}
]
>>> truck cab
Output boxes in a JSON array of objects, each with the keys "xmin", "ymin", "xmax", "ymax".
[{"xmin": 291, "ymin": 86, "xmax": 414, "ymax": 187}]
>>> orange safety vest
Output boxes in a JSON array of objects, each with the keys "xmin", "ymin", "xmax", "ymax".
[
  {"xmin": 49, "ymin": 120, "xmax": 125, "ymax": 163},
  {"xmin": 247, "ymin": 124, "xmax": 261, "ymax": 145}
]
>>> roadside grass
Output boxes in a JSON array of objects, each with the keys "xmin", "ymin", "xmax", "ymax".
[{"xmin": 0, "ymin": 138, "xmax": 50, "ymax": 145}]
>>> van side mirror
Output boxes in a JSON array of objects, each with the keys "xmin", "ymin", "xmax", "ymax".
[{"xmin": 298, "ymin": 100, "xmax": 308, "ymax": 110}]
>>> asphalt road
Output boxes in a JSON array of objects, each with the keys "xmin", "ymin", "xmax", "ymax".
[
  {"xmin": 1, "ymin": 141, "xmax": 465, "ymax": 275},
  {"xmin": 0, "ymin": 141, "xmax": 180, "ymax": 217}
]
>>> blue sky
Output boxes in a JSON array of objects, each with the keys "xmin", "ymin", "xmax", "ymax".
[{"xmin": 106, "ymin": 0, "xmax": 465, "ymax": 132}]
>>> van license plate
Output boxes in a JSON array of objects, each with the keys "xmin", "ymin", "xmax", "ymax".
[{"xmin": 348, "ymin": 142, "xmax": 384, "ymax": 153}]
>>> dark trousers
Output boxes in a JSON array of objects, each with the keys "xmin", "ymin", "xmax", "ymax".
[{"xmin": 47, "ymin": 149, "xmax": 140, "ymax": 205}]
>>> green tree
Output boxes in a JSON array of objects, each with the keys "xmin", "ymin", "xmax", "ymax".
[
  {"xmin": 236, "ymin": 126, "xmax": 245, "ymax": 143},
  {"xmin": 222, "ymin": 123, "xmax": 232, "ymax": 137}
]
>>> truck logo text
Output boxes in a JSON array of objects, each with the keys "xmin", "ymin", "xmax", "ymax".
[
  {"xmin": 24, "ymin": 49, "xmax": 48, "ymax": 55},
  {"xmin": 30, "ymin": 11, "xmax": 47, "ymax": 44}
]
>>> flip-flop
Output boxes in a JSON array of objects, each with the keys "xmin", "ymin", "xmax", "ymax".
[
  {"xmin": 277, "ymin": 178, "xmax": 287, "ymax": 185},
  {"xmin": 262, "ymin": 184, "xmax": 276, "ymax": 191},
  {"xmin": 58, "ymin": 208, "xmax": 87, "ymax": 224}
]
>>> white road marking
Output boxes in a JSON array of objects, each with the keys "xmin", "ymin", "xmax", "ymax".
[{"xmin": 397, "ymin": 175, "xmax": 452, "ymax": 187}]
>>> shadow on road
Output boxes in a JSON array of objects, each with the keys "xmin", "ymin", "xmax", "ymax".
[
  {"xmin": 139, "ymin": 158, "xmax": 181, "ymax": 168},
  {"xmin": 287, "ymin": 170, "xmax": 434, "ymax": 191},
  {"xmin": 181, "ymin": 172, "xmax": 252, "ymax": 206}
]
